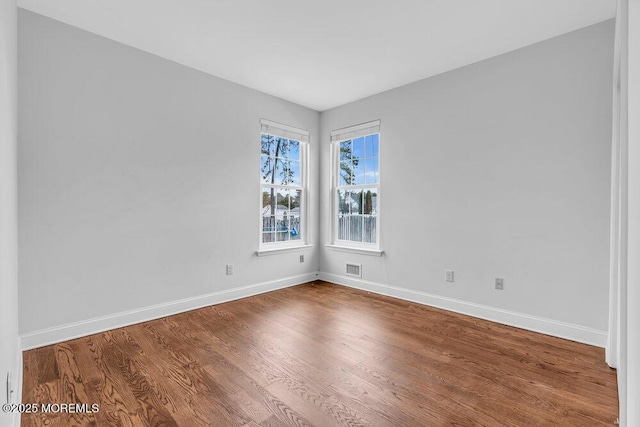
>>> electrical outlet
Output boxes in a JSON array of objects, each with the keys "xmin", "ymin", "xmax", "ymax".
[
  {"xmin": 495, "ymin": 278, "xmax": 504, "ymax": 290},
  {"xmin": 300, "ymin": 255, "xmax": 304, "ymax": 263},
  {"xmin": 445, "ymin": 270, "xmax": 454, "ymax": 282},
  {"xmin": 226, "ymin": 264, "xmax": 233, "ymax": 275}
]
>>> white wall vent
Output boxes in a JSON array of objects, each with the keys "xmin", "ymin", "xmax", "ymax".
[{"xmin": 345, "ymin": 263, "xmax": 362, "ymax": 278}]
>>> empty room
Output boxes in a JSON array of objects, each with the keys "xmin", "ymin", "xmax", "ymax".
[{"xmin": 1, "ymin": 0, "xmax": 639, "ymax": 426}]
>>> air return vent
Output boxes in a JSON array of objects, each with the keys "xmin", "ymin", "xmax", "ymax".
[{"xmin": 345, "ymin": 263, "xmax": 362, "ymax": 278}]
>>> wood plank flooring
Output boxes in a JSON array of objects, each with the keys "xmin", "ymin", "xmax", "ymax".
[{"xmin": 22, "ymin": 281, "xmax": 618, "ymax": 426}]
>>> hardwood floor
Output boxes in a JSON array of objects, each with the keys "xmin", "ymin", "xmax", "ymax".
[{"xmin": 22, "ymin": 281, "xmax": 618, "ymax": 426}]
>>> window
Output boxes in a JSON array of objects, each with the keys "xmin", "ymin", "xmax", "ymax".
[
  {"xmin": 331, "ymin": 120, "xmax": 381, "ymax": 250},
  {"xmin": 260, "ymin": 119, "xmax": 309, "ymax": 250}
]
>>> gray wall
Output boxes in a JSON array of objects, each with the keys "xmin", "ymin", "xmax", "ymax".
[
  {"xmin": 1, "ymin": 0, "xmax": 20, "ymax": 424},
  {"xmin": 18, "ymin": 9, "xmax": 614, "ymax": 344},
  {"xmin": 320, "ymin": 20, "xmax": 614, "ymax": 332},
  {"xmin": 18, "ymin": 10, "xmax": 320, "ymax": 335}
]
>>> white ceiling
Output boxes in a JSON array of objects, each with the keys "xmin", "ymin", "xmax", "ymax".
[{"xmin": 18, "ymin": 0, "xmax": 616, "ymax": 111}]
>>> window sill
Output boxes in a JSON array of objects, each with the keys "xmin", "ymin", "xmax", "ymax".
[
  {"xmin": 325, "ymin": 244, "xmax": 384, "ymax": 257},
  {"xmin": 256, "ymin": 244, "xmax": 313, "ymax": 257}
]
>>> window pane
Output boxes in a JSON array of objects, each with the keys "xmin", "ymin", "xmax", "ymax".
[
  {"xmin": 276, "ymin": 225, "xmax": 289, "ymax": 241},
  {"xmin": 288, "ymin": 189, "xmax": 301, "ymax": 210},
  {"xmin": 262, "ymin": 190, "xmax": 269, "ymax": 208},
  {"xmin": 262, "ymin": 187, "xmax": 275, "ymax": 241},
  {"xmin": 274, "ymin": 137, "xmax": 288, "ymax": 158},
  {"xmin": 261, "ymin": 155, "xmax": 274, "ymax": 184},
  {"xmin": 337, "ymin": 190, "xmax": 348, "ymax": 240},
  {"xmin": 265, "ymin": 157, "xmax": 302, "ymax": 186},
  {"xmin": 339, "ymin": 140, "xmax": 353, "ymax": 185},
  {"xmin": 352, "ymin": 137, "xmax": 365, "ymax": 158},
  {"xmin": 289, "ymin": 189, "xmax": 301, "ymax": 240},
  {"xmin": 274, "ymin": 159, "xmax": 288, "ymax": 185},
  {"xmin": 365, "ymin": 134, "xmax": 379, "ymax": 157},
  {"xmin": 364, "ymin": 157, "xmax": 379, "ymax": 184},
  {"xmin": 340, "ymin": 140, "xmax": 352, "ymax": 161},
  {"xmin": 339, "ymin": 162, "xmax": 351, "ymax": 186},
  {"xmin": 276, "ymin": 195, "xmax": 289, "ymax": 242},
  {"xmin": 286, "ymin": 160, "xmax": 301, "ymax": 186},
  {"xmin": 288, "ymin": 140, "xmax": 300, "ymax": 161},
  {"xmin": 275, "ymin": 188, "xmax": 288, "ymax": 209},
  {"xmin": 262, "ymin": 187, "xmax": 273, "ymax": 211},
  {"xmin": 337, "ymin": 189, "xmax": 350, "ymax": 215},
  {"xmin": 262, "ymin": 134, "xmax": 276, "ymax": 156},
  {"xmin": 262, "ymin": 232, "xmax": 274, "ymax": 243},
  {"xmin": 362, "ymin": 189, "xmax": 377, "ymax": 215},
  {"xmin": 363, "ymin": 215, "xmax": 376, "ymax": 243},
  {"xmin": 363, "ymin": 188, "xmax": 377, "ymax": 243},
  {"xmin": 349, "ymin": 189, "xmax": 362, "ymax": 214},
  {"xmin": 352, "ymin": 159, "xmax": 364, "ymax": 185}
]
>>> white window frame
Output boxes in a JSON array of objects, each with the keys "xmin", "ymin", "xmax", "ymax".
[
  {"xmin": 328, "ymin": 120, "xmax": 383, "ymax": 256},
  {"xmin": 257, "ymin": 119, "xmax": 311, "ymax": 256}
]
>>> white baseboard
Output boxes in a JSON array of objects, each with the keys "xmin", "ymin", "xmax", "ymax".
[
  {"xmin": 20, "ymin": 273, "xmax": 318, "ymax": 351},
  {"xmin": 20, "ymin": 272, "xmax": 607, "ymax": 350},
  {"xmin": 319, "ymin": 272, "xmax": 608, "ymax": 348}
]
